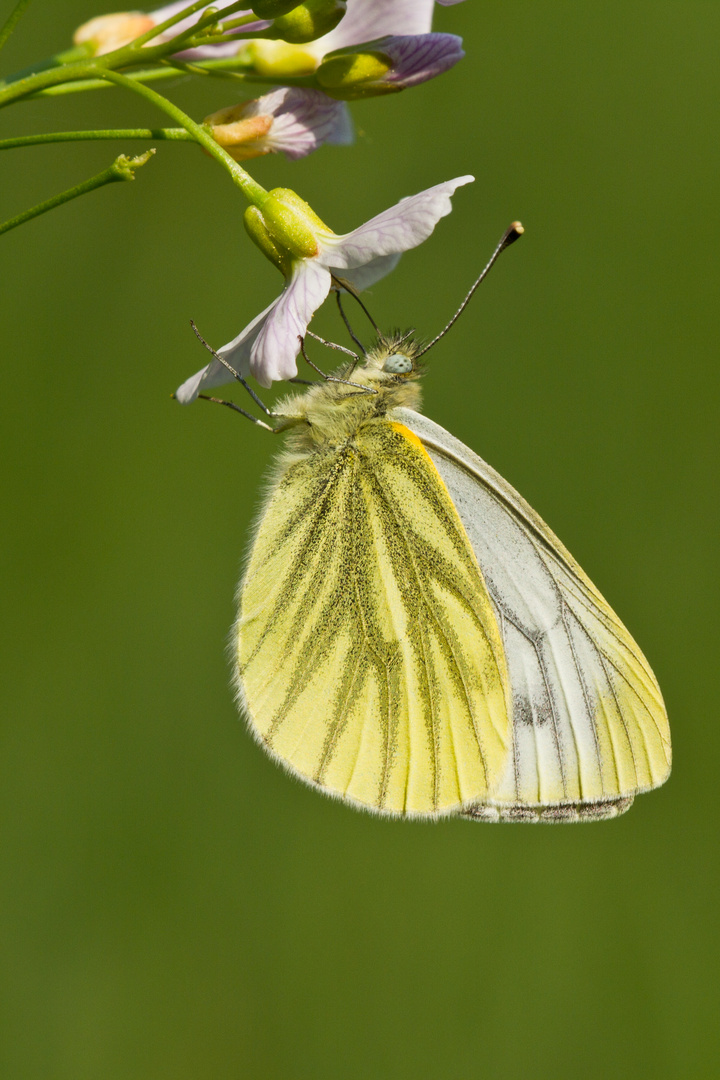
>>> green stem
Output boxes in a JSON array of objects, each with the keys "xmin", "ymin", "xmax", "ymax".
[
  {"xmin": 0, "ymin": 3, "xmax": 257, "ymax": 89},
  {"xmin": 0, "ymin": 44, "xmax": 94, "ymax": 87},
  {"xmin": 0, "ymin": 58, "xmax": 100, "ymax": 108},
  {"xmin": 18, "ymin": 65, "xmax": 215, "ymax": 99},
  {"xmin": 0, "ymin": 7, "xmax": 229, "ymax": 107},
  {"xmin": 164, "ymin": 8, "xmax": 260, "ymax": 48},
  {"xmin": 25, "ymin": 60, "xmax": 317, "ymax": 100},
  {"xmin": 0, "ymin": 0, "xmax": 308, "ymax": 110},
  {"xmin": 176, "ymin": 66, "xmax": 316, "ymax": 88},
  {"xmin": 98, "ymin": 68, "xmax": 267, "ymax": 205},
  {"xmin": 0, "ymin": 149, "xmax": 154, "ymax": 235},
  {"xmin": 0, "ymin": 127, "xmax": 193, "ymax": 150},
  {"xmin": 0, "ymin": 0, "xmax": 33, "ymax": 55},
  {"xmin": 130, "ymin": 0, "xmax": 220, "ymax": 48},
  {"xmin": 184, "ymin": 29, "xmax": 260, "ymax": 47},
  {"xmin": 129, "ymin": 0, "xmax": 254, "ymax": 50}
]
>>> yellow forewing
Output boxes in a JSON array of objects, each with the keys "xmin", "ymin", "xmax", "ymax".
[{"xmin": 236, "ymin": 420, "xmax": 511, "ymax": 816}]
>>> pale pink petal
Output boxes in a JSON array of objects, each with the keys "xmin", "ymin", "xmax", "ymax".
[
  {"xmin": 310, "ymin": 0, "xmax": 465, "ymax": 58},
  {"xmin": 372, "ymin": 33, "xmax": 464, "ymax": 88},
  {"xmin": 174, "ymin": 297, "xmax": 278, "ymax": 402},
  {"xmin": 330, "ymin": 252, "xmax": 401, "ymax": 291},
  {"xmin": 318, "ymin": 175, "xmax": 473, "ymax": 269},
  {"xmin": 151, "ymin": 0, "xmax": 464, "ymax": 64},
  {"xmin": 313, "ymin": 0, "xmax": 437, "ymax": 54},
  {"xmin": 323, "ymin": 102, "xmax": 354, "ymax": 145},
  {"xmin": 176, "ymin": 260, "xmax": 331, "ymax": 399},
  {"xmin": 174, "ymin": 358, "xmax": 225, "ymax": 403},
  {"xmin": 249, "ymin": 88, "xmax": 353, "ymax": 158},
  {"xmin": 247, "ymin": 259, "xmax": 332, "ymax": 385},
  {"xmin": 178, "ymin": 172, "xmax": 473, "ymax": 395}
]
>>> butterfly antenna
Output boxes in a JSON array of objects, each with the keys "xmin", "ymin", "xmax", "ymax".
[
  {"xmin": 415, "ymin": 222, "xmax": 524, "ymax": 359},
  {"xmin": 335, "ymin": 291, "xmax": 367, "ymax": 355},
  {"xmin": 331, "ymin": 274, "xmax": 381, "ymax": 334}
]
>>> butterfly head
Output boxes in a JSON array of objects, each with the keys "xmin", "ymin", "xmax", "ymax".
[
  {"xmin": 382, "ymin": 352, "xmax": 413, "ymax": 375},
  {"xmin": 361, "ymin": 332, "xmax": 423, "ymax": 383}
]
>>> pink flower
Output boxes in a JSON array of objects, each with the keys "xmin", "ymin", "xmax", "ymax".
[
  {"xmin": 205, "ymin": 87, "xmax": 353, "ymax": 159},
  {"xmin": 257, "ymin": 0, "xmax": 467, "ymax": 93},
  {"xmin": 315, "ymin": 33, "xmax": 464, "ymax": 97},
  {"xmin": 310, "ymin": 0, "xmax": 464, "ymax": 53},
  {"xmin": 77, "ymin": 1, "xmax": 465, "ymax": 68},
  {"xmin": 74, "ymin": 5, "xmax": 267, "ymax": 58},
  {"xmin": 175, "ymin": 175, "xmax": 473, "ymax": 397}
]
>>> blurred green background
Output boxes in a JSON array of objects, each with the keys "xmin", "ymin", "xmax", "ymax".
[{"xmin": 1, "ymin": 2, "xmax": 717, "ymax": 1077}]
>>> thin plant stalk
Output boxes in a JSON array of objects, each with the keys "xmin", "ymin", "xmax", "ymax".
[
  {"xmin": 0, "ymin": 0, "xmax": 33, "ymax": 55},
  {"xmin": 0, "ymin": 150, "xmax": 154, "ymax": 235},
  {"xmin": 0, "ymin": 128, "xmax": 193, "ymax": 151},
  {"xmin": 98, "ymin": 67, "xmax": 268, "ymax": 205}
]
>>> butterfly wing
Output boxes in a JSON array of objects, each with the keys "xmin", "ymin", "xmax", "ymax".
[
  {"xmin": 394, "ymin": 407, "xmax": 671, "ymax": 821},
  {"xmin": 235, "ymin": 420, "xmax": 511, "ymax": 816}
]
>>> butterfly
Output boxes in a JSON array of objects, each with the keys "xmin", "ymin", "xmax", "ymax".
[{"xmin": 196, "ymin": 225, "xmax": 671, "ymax": 822}]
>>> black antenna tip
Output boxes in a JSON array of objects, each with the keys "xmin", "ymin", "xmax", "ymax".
[{"xmin": 501, "ymin": 221, "xmax": 524, "ymax": 249}]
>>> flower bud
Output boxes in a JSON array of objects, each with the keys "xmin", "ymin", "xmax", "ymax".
[
  {"xmin": 204, "ymin": 103, "xmax": 273, "ymax": 160},
  {"xmin": 205, "ymin": 88, "xmax": 352, "ymax": 162},
  {"xmin": 73, "ymin": 12, "xmax": 155, "ymax": 55},
  {"xmin": 320, "ymin": 33, "xmax": 465, "ymax": 98},
  {"xmin": 241, "ymin": 39, "xmax": 318, "ymax": 76},
  {"xmin": 316, "ymin": 49, "xmax": 394, "ymax": 99},
  {"xmin": 243, "ymin": 207, "xmax": 294, "ymax": 277},
  {"xmin": 261, "ymin": 188, "xmax": 331, "ymax": 259},
  {"xmin": 273, "ymin": 0, "xmax": 347, "ymax": 45},
  {"xmin": 251, "ymin": 0, "xmax": 299, "ymax": 15}
]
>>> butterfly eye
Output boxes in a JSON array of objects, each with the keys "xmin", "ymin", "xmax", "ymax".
[{"xmin": 383, "ymin": 353, "xmax": 413, "ymax": 374}]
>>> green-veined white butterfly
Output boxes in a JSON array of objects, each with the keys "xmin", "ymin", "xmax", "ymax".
[{"xmin": 193, "ymin": 224, "xmax": 671, "ymax": 822}]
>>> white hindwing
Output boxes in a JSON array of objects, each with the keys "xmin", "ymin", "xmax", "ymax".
[{"xmin": 393, "ymin": 407, "xmax": 671, "ymax": 821}]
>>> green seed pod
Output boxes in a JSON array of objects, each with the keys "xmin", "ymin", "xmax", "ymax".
[
  {"xmin": 261, "ymin": 188, "xmax": 331, "ymax": 259},
  {"xmin": 243, "ymin": 206, "xmax": 294, "ymax": 277},
  {"xmin": 316, "ymin": 50, "xmax": 395, "ymax": 99},
  {"xmin": 274, "ymin": 0, "xmax": 347, "ymax": 45},
  {"xmin": 251, "ymin": 1, "xmax": 299, "ymax": 17}
]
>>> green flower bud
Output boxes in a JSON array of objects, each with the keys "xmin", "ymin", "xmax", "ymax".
[
  {"xmin": 315, "ymin": 50, "xmax": 395, "ymax": 99},
  {"xmin": 243, "ymin": 206, "xmax": 294, "ymax": 277},
  {"xmin": 261, "ymin": 188, "xmax": 331, "ymax": 259},
  {"xmin": 251, "ymin": 0, "xmax": 298, "ymax": 16},
  {"xmin": 73, "ymin": 12, "xmax": 156, "ymax": 55},
  {"xmin": 240, "ymin": 39, "xmax": 318, "ymax": 77},
  {"xmin": 274, "ymin": 0, "xmax": 347, "ymax": 45}
]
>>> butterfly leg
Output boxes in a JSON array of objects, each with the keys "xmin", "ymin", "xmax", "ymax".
[
  {"xmin": 196, "ymin": 394, "xmax": 275, "ymax": 432},
  {"xmin": 298, "ymin": 336, "xmax": 376, "ymax": 395},
  {"xmin": 304, "ymin": 330, "xmax": 360, "ymax": 366},
  {"xmin": 189, "ymin": 320, "xmax": 277, "ymax": 420}
]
